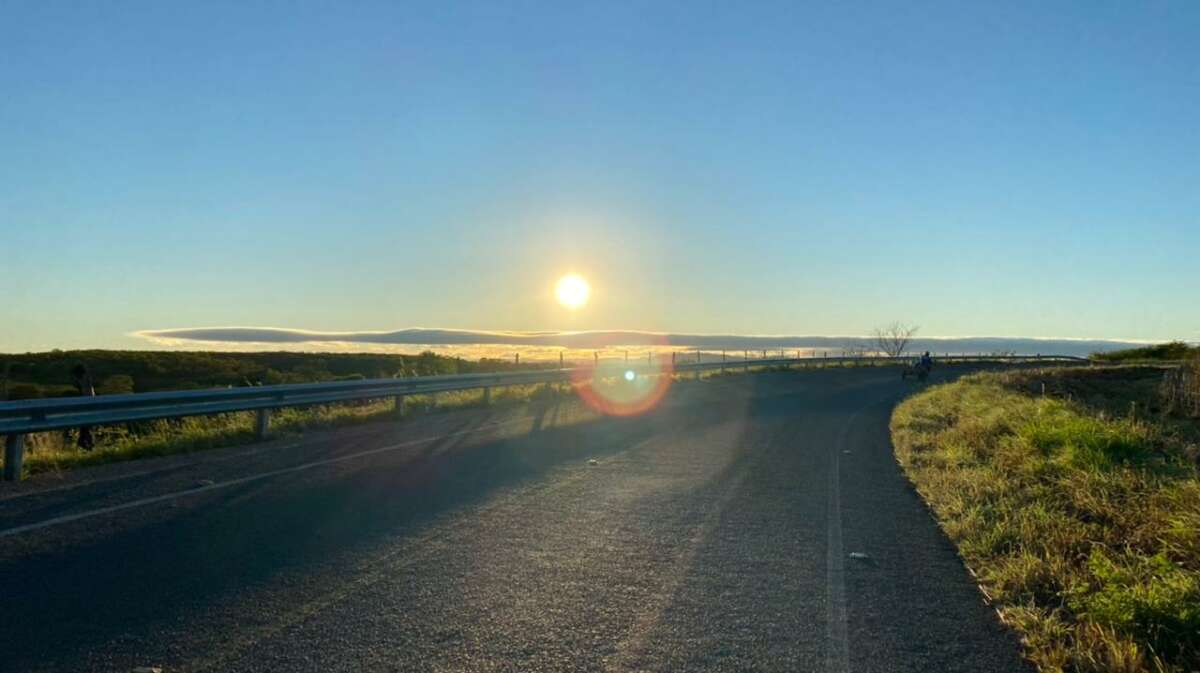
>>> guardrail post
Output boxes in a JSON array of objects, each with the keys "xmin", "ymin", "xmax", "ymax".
[
  {"xmin": 4, "ymin": 433, "xmax": 25, "ymax": 481},
  {"xmin": 255, "ymin": 409, "xmax": 271, "ymax": 440},
  {"xmin": 483, "ymin": 387, "xmax": 491, "ymax": 405},
  {"xmin": 394, "ymin": 395, "xmax": 406, "ymax": 417}
]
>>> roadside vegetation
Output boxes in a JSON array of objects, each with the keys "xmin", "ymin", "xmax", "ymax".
[
  {"xmin": 0, "ymin": 349, "xmax": 570, "ymax": 477},
  {"xmin": 8, "ymin": 383, "xmax": 571, "ymax": 476},
  {"xmin": 1092, "ymin": 341, "xmax": 1199, "ymax": 364},
  {"xmin": 0, "ymin": 349, "xmax": 551, "ymax": 400},
  {"xmin": 892, "ymin": 362, "xmax": 1200, "ymax": 672}
]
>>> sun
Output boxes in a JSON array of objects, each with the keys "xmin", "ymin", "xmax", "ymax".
[{"xmin": 555, "ymin": 274, "xmax": 590, "ymax": 309}]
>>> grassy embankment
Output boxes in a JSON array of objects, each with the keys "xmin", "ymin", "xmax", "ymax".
[{"xmin": 892, "ymin": 362, "xmax": 1200, "ymax": 672}]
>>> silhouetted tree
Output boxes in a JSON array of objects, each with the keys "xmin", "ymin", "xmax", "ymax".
[{"xmin": 873, "ymin": 323, "xmax": 919, "ymax": 358}]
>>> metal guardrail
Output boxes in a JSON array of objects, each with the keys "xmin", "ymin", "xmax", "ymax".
[{"xmin": 0, "ymin": 353, "xmax": 1088, "ymax": 481}]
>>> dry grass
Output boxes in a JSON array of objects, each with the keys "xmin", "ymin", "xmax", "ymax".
[
  {"xmin": 6, "ymin": 383, "xmax": 569, "ymax": 477},
  {"xmin": 892, "ymin": 367, "xmax": 1200, "ymax": 672}
]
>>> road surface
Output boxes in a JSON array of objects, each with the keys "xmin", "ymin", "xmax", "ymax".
[{"xmin": 0, "ymin": 367, "xmax": 1031, "ymax": 672}]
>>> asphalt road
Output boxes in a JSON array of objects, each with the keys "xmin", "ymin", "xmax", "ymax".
[{"xmin": 0, "ymin": 367, "xmax": 1032, "ymax": 673}]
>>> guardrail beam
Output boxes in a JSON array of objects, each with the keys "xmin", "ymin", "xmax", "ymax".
[{"xmin": 4, "ymin": 433, "xmax": 25, "ymax": 482}]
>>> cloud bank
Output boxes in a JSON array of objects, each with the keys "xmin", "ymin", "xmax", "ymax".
[{"xmin": 133, "ymin": 326, "xmax": 1148, "ymax": 358}]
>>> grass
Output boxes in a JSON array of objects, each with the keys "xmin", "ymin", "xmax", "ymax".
[
  {"xmin": 892, "ymin": 367, "xmax": 1200, "ymax": 672},
  {"xmin": 7, "ymin": 383, "xmax": 570, "ymax": 477}
]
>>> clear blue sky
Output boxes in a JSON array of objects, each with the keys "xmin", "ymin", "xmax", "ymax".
[{"xmin": 2, "ymin": 1, "xmax": 1197, "ymax": 352}]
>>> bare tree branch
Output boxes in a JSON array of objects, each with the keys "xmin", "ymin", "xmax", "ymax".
[{"xmin": 872, "ymin": 322, "xmax": 919, "ymax": 358}]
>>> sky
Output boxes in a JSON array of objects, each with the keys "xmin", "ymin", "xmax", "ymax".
[{"xmin": 2, "ymin": 1, "xmax": 1198, "ymax": 353}]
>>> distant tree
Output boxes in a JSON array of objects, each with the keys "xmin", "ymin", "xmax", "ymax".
[{"xmin": 873, "ymin": 322, "xmax": 919, "ymax": 358}]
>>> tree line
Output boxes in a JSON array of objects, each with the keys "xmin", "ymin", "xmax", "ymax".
[{"xmin": 0, "ymin": 350, "xmax": 550, "ymax": 401}]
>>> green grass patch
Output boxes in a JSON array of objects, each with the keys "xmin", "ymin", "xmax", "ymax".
[{"xmin": 892, "ymin": 368, "xmax": 1200, "ymax": 672}]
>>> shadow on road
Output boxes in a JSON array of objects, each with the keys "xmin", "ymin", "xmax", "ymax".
[{"xmin": 0, "ymin": 394, "xmax": 742, "ymax": 670}]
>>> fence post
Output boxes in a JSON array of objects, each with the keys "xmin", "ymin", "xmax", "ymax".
[
  {"xmin": 255, "ymin": 409, "xmax": 271, "ymax": 440},
  {"xmin": 4, "ymin": 433, "xmax": 25, "ymax": 482}
]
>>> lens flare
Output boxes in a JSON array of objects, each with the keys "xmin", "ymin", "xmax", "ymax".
[{"xmin": 570, "ymin": 337, "xmax": 674, "ymax": 416}]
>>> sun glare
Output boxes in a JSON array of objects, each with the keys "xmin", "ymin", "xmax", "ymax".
[{"xmin": 555, "ymin": 274, "xmax": 590, "ymax": 309}]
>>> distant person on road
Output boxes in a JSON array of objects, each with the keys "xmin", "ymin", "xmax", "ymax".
[
  {"xmin": 920, "ymin": 351, "xmax": 933, "ymax": 371},
  {"xmin": 71, "ymin": 364, "xmax": 96, "ymax": 451}
]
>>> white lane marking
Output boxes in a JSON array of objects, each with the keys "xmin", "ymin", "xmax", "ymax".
[
  {"xmin": 825, "ymin": 395, "xmax": 887, "ymax": 673},
  {"xmin": 824, "ymin": 391, "xmax": 903, "ymax": 673},
  {"xmin": 825, "ymin": 416, "xmax": 852, "ymax": 673},
  {"xmin": 0, "ymin": 417, "xmax": 531, "ymax": 539}
]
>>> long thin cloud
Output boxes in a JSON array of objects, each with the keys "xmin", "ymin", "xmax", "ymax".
[{"xmin": 133, "ymin": 326, "xmax": 1148, "ymax": 356}]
